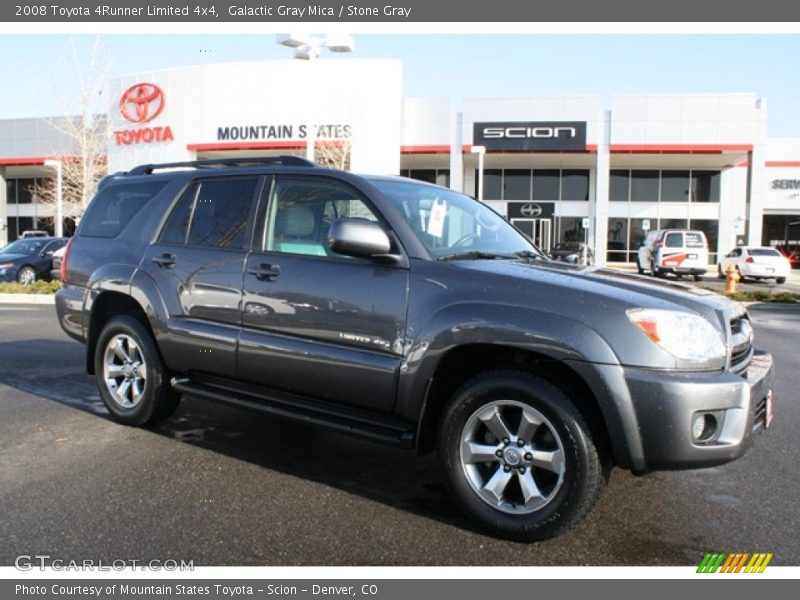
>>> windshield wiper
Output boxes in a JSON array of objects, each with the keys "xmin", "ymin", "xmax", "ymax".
[
  {"xmin": 437, "ymin": 251, "xmax": 518, "ymax": 261},
  {"xmin": 515, "ymin": 250, "xmax": 548, "ymax": 261}
]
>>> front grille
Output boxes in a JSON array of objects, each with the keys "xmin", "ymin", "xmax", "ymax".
[{"xmin": 729, "ymin": 315, "xmax": 753, "ymax": 374}]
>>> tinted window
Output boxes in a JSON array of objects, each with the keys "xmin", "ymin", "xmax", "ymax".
[
  {"xmin": 692, "ymin": 171, "xmax": 721, "ymax": 203},
  {"xmin": 664, "ymin": 232, "xmax": 683, "ymax": 248},
  {"xmin": 532, "ymin": 170, "xmax": 560, "ymax": 201},
  {"xmin": 1, "ymin": 238, "xmax": 48, "ymax": 255},
  {"xmin": 80, "ymin": 181, "xmax": 167, "ymax": 238},
  {"xmin": 265, "ymin": 178, "xmax": 378, "ymax": 257},
  {"xmin": 160, "ymin": 178, "xmax": 258, "ymax": 248},
  {"xmin": 630, "ymin": 170, "xmax": 659, "ymax": 202},
  {"xmin": 749, "ymin": 248, "xmax": 780, "ymax": 256},
  {"xmin": 661, "ymin": 171, "xmax": 690, "ymax": 202},
  {"xmin": 479, "ymin": 169, "xmax": 502, "ymax": 200},
  {"xmin": 562, "ymin": 169, "xmax": 589, "ymax": 201},
  {"xmin": 609, "ymin": 170, "xmax": 630, "ymax": 201},
  {"xmin": 503, "ymin": 170, "xmax": 532, "ymax": 200}
]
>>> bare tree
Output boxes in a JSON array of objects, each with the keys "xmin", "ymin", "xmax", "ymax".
[
  {"xmin": 29, "ymin": 37, "xmax": 110, "ymax": 232},
  {"xmin": 314, "ymin": 140, "xmax": 352, "ymax": 171}
]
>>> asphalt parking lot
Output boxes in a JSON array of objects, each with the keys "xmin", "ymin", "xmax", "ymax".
[{"xmin": 0, "ymin": 302, "xmax": 798, "ymax": 566}]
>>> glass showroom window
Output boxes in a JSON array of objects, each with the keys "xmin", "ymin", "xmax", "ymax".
[
  {"xmin": 607, "ymin": 218, "xmax": 628, "ymax": 262},
  {"xmin": 558, "ymin": 217, "xmax": 584, "ymax": 245},
  {"xmin": 532, "ymin": 169, "xmax": 560, "ymax": 201},
  {"xmin": 562, "ymin": 170, "xmax": 590, "ymax": 201},
  {"xmin": 610, "ymin": 169, "xmax": 721, "ymax": 203},
  {"xmin": 400, "ymin": 169, "xmax": 451, "ymax": 189},
  {"xmin": 660, "ymin": 171, "xmax": 691, "ymax": 202},
  {"xmin": 610, "ymin": 170, "xmax": 630, "ymax": 202},
  {"xmin": 504, "ymin": 169, "xmax": 532, "ymax": 200},
  {"xmin": 689, "ymin": 219, "xmax": 719, "ymax": 264}
]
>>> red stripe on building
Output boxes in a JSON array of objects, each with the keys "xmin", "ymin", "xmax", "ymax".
[
  {"xmin": 610, "ymin": 144, "xmax": 752, "ymax": 154},
  {"xmin": 187, "ymin": 141, "xmax": 307, "ymax": 152},
  {"xmin": 0, "ymin": 156, "xmax": 81, "ymax": 166},
  {"xmin": 766, "ymin": 161, "xmax": 800, "ymax": 167},
  {"xmin": 401, "ymin": 145, "xmax": 452, "ymax": 154}
]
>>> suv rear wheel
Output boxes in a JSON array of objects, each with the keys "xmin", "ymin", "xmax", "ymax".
[
  {"xmin": 94, "ymin": 315, "xmax": 180, "ymax": 426},
  {"xmin": 438, "ymin": 370, "xmax": 608, "ymax": 541}
]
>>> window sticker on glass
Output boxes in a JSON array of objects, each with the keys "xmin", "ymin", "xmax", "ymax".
[{"xmin": 427, "ymin": 198, "xmax": 447, "ymax": 238}]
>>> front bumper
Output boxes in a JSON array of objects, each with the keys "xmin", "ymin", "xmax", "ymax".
[
  {"xmin": 625, "ymin": 350, "xmax": 773, "ymax": 471},
  {"xmin": 0, "ymin": 269, "xmax": 16, "ymax": 282}
]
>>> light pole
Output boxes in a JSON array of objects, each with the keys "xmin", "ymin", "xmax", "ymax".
[
  {"xmin": 471, "ymin": 145, "xmax": 486, "ymax": 202},
  {"xmin": 44, "ymin": 159, "xmax": 63, "ymax": 238},
  {"xmin": 277, "ymin": 34, "xmax": 355, "ymax": 162}
]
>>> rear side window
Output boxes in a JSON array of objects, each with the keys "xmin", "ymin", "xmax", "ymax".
[
  {"xmin": 80, "ymin": 181, "xmax": 166, "ymax": 238},
  {"xmin": 664, "ymin": 232, "xmax": 683, "ymax": 248},
  {"xmin": 685, "ymin": 232, "xmax": 706, "ymax": 248},
  {"xmin": 160, "ymin": 177, "xmax": 259, "ymax": 249}
]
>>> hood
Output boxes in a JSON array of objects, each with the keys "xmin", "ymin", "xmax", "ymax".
[{"xmin": 451, "ymin": 258, "xmax": 743, "ymax": 330}]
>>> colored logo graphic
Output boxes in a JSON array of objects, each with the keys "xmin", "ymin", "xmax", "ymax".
[
  {"xmin": 697, "ymin": 552, "xmax": 773, "ymax": 573},
  {"xmin": 119, "ymin": 83, "xmax": 165, "ymax": 124}
]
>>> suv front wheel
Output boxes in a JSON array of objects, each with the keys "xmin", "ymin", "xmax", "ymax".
[
  {"xmin": 438, "ymin": 370, "xmax": 608, "ymax": 541},
  {"xmin": 94, "ymin": 315, "xmax": 180, "ymax": 426}
]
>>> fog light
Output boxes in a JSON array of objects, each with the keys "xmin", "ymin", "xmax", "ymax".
[{"xmin": 692, "ymin": 413, "xmax": 718, "ymax": 443}]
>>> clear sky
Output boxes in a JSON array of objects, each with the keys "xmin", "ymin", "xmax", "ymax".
[{"xmin": 1, "ymin": 34, "xmax": 799, "ymax": 136}]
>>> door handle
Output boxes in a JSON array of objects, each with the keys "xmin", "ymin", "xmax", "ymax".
[
  {"xmin": 152, "ymin": 253, "xmax": 176, "ymax": 268},
  {"xmin": 247, "ymin": 263, "xmax": 281, "ymax": 281}
]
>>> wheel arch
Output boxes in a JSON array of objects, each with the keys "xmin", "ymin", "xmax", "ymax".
[{"xmin": 413, "ymin": 343, "xmax": 630, "ymax": 468}]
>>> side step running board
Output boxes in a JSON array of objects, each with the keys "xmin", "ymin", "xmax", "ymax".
[{"xmin": 171, "ymin": 377, "xmax": 415, "ymax": 449}]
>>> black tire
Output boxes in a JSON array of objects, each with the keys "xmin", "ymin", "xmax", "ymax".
[
  {"xmin": 717, "ymin": 265, "xmax": 725, "ymax": 280},
  {"xmin": 693, "ymin": 274, "xmax": 703, "ymax": 282},
  {"xmin": 438, "ymin": 370, "xmax": 609, "ymax": 541},
  {"xmin": 776, "ymin": 277, "xmax": 786, "ymax": 284},
  {"xmin": 94, "ymin": 315, "xmax": 180, "ymax": 426},
  {"xmin": 17, "ymin": 265, "xmax": 37, "ymax": 286},
  {"xmin": 636, "ymin": 259, "xmax": 644, "ymax": 275},
  {"xmin": 650, "ymin": 259, "xmax": 664, "ymax": 278}
]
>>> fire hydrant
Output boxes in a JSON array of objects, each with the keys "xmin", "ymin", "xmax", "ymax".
[{"xmin": 725, "ymin": 263, "xmax": 740, "ymax": 294}]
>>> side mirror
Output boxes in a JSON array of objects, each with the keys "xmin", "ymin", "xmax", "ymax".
[{"xmin": 328, "ymin": 219, "xmax": 393, "ymax": 260}]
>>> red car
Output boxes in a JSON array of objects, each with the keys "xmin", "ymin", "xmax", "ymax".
[{"xmin": 775, "ymin": 244, "xmax": 800, "ymax": 269}]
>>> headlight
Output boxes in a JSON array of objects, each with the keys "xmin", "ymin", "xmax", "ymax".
[
  {"xmin": 627, "ymin": 308, "xmax": 726, "ymax": 362},
  {"xmin": 0, "ymin": 262, "xmax": 14, "ymax": 270}
]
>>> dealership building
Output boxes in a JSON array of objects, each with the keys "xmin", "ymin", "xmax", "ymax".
[{"xmin": 1, "ymin": 58, "xmax": 799, "ymax": 266}]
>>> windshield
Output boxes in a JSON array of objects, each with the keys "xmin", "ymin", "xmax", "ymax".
[
  {"xmin": 749, "ymin": 248, "xmax": 781, "ymax": 257},
  {"xmin": 1, "ymin": 238, "xmax": 48, "ymax": 255},
  {"xmin": 370, "ymin": 179, "xmax": 540, "ymax": 259}
]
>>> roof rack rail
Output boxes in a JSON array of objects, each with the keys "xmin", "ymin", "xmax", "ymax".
[{"xmin": 127, "ymin": 156, "xmax": 316, "ymax": 176}]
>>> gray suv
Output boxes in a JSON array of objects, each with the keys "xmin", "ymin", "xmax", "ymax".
[{"xmin": 56, "ymin": 157, "xmax": 774, "ymax": 541}]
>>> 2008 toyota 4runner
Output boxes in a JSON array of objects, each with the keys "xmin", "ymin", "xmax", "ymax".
[{"xmin": 56, "ymin": 157, "xmax": 774, "ymax": 541}]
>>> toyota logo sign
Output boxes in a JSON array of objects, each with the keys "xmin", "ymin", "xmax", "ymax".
[
  {"xmin": 119, "ymin": 83, "xmax": 165, "ymax": 124},
  {"xmin": 520, "ymin": 203, "xmax": 543, "ymax": 218}
]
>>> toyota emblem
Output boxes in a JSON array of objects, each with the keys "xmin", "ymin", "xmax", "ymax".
[
  {"xmin": 119, "ymin": 83, "xmax": 165, "ymax": 124},
  {"xmin": 520, "ymin": 203, "xmax": 543, "ymax": 218}
]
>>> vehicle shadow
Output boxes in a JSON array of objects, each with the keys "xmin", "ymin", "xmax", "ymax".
[{"xmin": 0, "ymin": 338, "xmax": 477, "ymax": 536}]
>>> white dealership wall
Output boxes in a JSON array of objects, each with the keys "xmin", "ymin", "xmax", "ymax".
[{"xmin": 107, "ymin": 59, "xmax": 403, "ymax": 175}]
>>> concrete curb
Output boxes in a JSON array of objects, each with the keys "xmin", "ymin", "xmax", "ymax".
[{"xmin": 0, "ymin": 294, "xmax": 56, "ymax": 305}]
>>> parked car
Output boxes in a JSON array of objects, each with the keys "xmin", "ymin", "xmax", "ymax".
[
  {"xmin": 50, "ymin": 245, "xmax": 67, "ymax": 281},
  {"xmin": 20, "ymin": 230, "xmax": 49, "ymax": 239},
  {"xmin": 56, "ymin": 157, "xmax": 774, "ymax": 541},
  {"xmin": 718, "ymin": 246, "xmax": 791, "ymax": 284},
  {"xmin": 0, "ymin": 237, "xmax": 68, "ymax": 285},
  {"xmin": 550, "ymin": 242, "xmax": 594, "ymax": 265},
  {"xmin": 775, "ymin": 244, "xmax": 800, "ymax": 269},
  {"xmin": 636, "ymin": 229, "xmax": 708, "ymax": 280}
]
